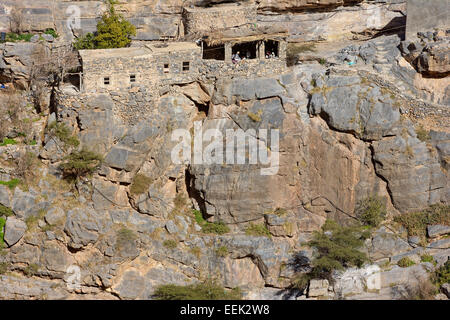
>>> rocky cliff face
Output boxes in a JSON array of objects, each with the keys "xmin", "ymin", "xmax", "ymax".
[{"xmin": 0, "ymin": 0, "xmax": 449, "ymax": 301}]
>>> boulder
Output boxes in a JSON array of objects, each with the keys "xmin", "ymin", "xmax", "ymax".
[
  {"xmin": 44, "ymin": 207, "xmax": 66, "ymax": 225},
  {"xmin": 64, "ymin": 207, "xmax": 112, "ymax": 249},
  {"xmin": 442, "ymin": 283, "xmax": 450, "ymax": 299},
  {"xmin": 427, "ymin": 225, "xmax": 450, "ymax": 238},
  {"xmin": 372, "ymin": 134, "xmax": 446, "ymax": 212},
  {"xmin": 0, "ymin": 185, "xmax": 10, "ymax": 208},
  {"xmin": 11, "ymin": 188, "xmax": 36, "ymax": 218},
  {"xmin": 308, "ymin": 279, "xmax": 329, "ymax": 297},
  {"xmin": 333, "ymin": 265, "xmax": 381, "ymax": 298},
  {"xmin": 309, "ymin": 75, "xmax": 401, "ymax": 140},
  {"xmin": 4, "ymin": 217, "xmax": 26, "ymax": 247}
]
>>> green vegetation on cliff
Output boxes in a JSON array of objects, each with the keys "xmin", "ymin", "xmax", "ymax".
[
  {"xmin": 153, "ymin": 280, "xmax": 241, "ymax": 300},
  {"xmin": 394, "ymin": 204, "xmax": 450, "ymax": 238},
  {"xmin": 73, "ymin": 1, "xmax": 136, "ymax": 50},
  {"xmin": 293, "ymin": 219, "xmax": 370, "ymax": 289}
]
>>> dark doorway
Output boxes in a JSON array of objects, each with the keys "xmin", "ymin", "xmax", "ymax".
[
  {"xmin": 265, "ymin": 40, "xmax": 279, "ymax": 58},
  {"xmin": 232, "ymin": 41, "xmax": 258, "ymax": 60},
  {"xmin": 202, "ymin": 43, "xmax": 225, "ymax": 60}
]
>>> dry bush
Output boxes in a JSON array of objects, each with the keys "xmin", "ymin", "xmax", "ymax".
[
  {"xmin": 15, "ymin": 151, "xmax": 41, "ymax": 186},
  {"xmin": 398, "ymin": 274, "xmax": 438, "ymax": 300},
  {"xmin": 9, "ymin": 6, "xmax": 26, "ymax": 34},
  {"xmin": 0, "ymin": 91, "xmax": 31, "ymax": 140},
  {"xmin": 29, "ymin": 44, "xmax": 80, "ymax": 112}
]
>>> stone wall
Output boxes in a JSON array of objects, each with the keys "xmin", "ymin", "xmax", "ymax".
[
  {"xmin": 154, "ymin": 47, "xmax": 203, "ymax": 86},
  {"xmin": 199, "ymin": 58, "xmax": 286, "ymax": 80},
  {"xmin": 80, "ymin": 44, "xmax": 204, "ymax": 93},
  {"xmin": 182, "ymin": 4, "xmax": 257, "ymax": 34},
  {"xmin": 406, "ymin": 0, "xmax": 449, "ymax": 40},
  {"xmin": 81, "ymin": 55, "xmax": 155, "ymax": 93},
  {"xmin": 80, "ymin": 41, "xmax": 287, "ymax": 93}
]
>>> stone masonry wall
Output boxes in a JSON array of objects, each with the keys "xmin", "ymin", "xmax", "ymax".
[
  {"xmin": 82, "ymin": 55, "xmax": 155, "ymax": 93},
  {"xmin": 199, "ymin": 58, "xmax": 286, "ymax": 80},
  {"xmin": 154, "ymin": 48, "xmax": 203, "ymax": 86}
]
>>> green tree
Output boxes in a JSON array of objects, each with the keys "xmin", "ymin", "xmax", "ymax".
[
  {"xmin": 95, "ymin": 4, "xmax": 136, "ymax": 49},
  {"xmin": 73, "ymin": 1, "xmax": 136, "ymax": 50},
  {"xmin": 292, "ymin": 219, "xmax": 370, "ymax": 289},
  {"xmin": 73, "ymin": 32, "xmax": 96, "ymax": 50}
]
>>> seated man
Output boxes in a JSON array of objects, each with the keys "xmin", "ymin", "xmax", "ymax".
[{"xmin": 232, "ymin": 51, "xmax": 241, "ymax": 64}]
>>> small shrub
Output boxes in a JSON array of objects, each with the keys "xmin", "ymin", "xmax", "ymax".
[
  {"xmin": 273, "ymin": 208, "xmax": 287, "ymax": 216},
  {"xmin": 5, "ymin": 33, "xmax": 34, "ymax": 42},
  {"xmin": 60, "ymin": 149, "xmax": 103, "ymax": 180},
  {"xmin": 25, "ymin": 209, "xmax": 46, "ymax": 231},
  {"xmin": 153, "ymin": 279, "xmax": 241, "ymax": 300},
  {"xmin": 0, "ymin": 217, "xmax": 6, "ymax": 247},
  {"xmin": 115, "ymin": 227, "xmax": 136, "ymax": 251},
  {"xmin": 420, "ymin": 254, "xmax": 435, "ymax": 264},
  {"xmin": 0, "ymin": 205, "xmax": 13, "ymax": 217},
  {"xmin": 73, "ymin": 32, "xmax": 96, "ymax": 50},
  {"xmin": 215, "ymin": 246, "xmax": 229, "ymax": 257},
  {"xmin": 173, "ymin": 193, "xmax": 187, "ymax": 210},
  {"xmin": 245, "ymin": 223, "xmax": 271, "ymax": 238},
  {"xmin": 318, "ymin": 58, "xmax": 327, "ymax": 65},
  {"xmin": 397, "ymin": 257, "xmax": 415, "ymax": 268},
  {"xmin": 15, "ymin": 152, "xmax": 40, "ymax": 185},
  {"xmin": 400, "ymin": 279, "xmax": 437, "ymax": 300},
  {"xmin": 247, "ymin": 109, "xmax": 263, "ymax": 122},
  {"xmin": 405, "ymin": 145, "xmax": 414, "ymax": 158},
  {"xmin": 291, "ymin": 273, "xmax": 312, "ymax": 291},
  {"xmin": 190, "ymin": 246, "xmax": 201, "ymax": 258},
  {"xmin": 130, "ymin": 174, "xmax": 152, "ymax": 195},
  {"xmin": 394, "ymin": 204, "xmax": 450, "ymax": 238},
  {"xmin": 0, "ymin": 262, "xmax": 8, "ymax": 274},
  {"xmin": 202, "ymin": 222, "xmax": 230, "ymax": 235},
  {"xmin": 355, "ymin": 196, "xmax": 387, "ymax": 227},
  {"xmin": 193, "ymin": 209, "xmax": 205, "ymax": 225},
  {"xmin": 0, "ymin": 179, "xmax": 20, "ymax": 190},
  {"xmin": 415, "ymin": 125, "xmax": 431, "ymax": 142},
  {"xmin": 0, "ymin": 138, "xmax": 17, "ymax": 146},
  {"xmin": 192, "ymin": 209, "xmax": 230, "ymax": 235},
  {"xmin": 163, "ymin": 239, "xmax": 177, "ymax": 249},
  {"xmin": 47, "ymin": 121, "xmax": 79, "ymax": 149},
  {"xmin": 432, "ymin": 259, "xmax": 450, "ymax": 288},
  {"xmin": 23, "ymin": 263, "xmax": 39, "ymax": 276},
  {"xmin": 44, "ymin": 28, "xmax": 58, "ymax": 38}
]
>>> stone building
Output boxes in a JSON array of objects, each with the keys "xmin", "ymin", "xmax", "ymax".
[
  {"xmin": 80, "ymin": 6, "xmax": 288, "ymax": 92},
  {"xmin": 79, "ymin": 42, "xmax": 202, "ymax": 93}
]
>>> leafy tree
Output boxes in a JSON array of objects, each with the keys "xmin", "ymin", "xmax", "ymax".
[
  {"xmin": 73, "ymin": 1, "xmax": 136, "ymax": 50},
  {"xmin": 73, "ymin": 32, "xmax": 96, "ymax": 50},
  {"xmin": 292, "ymin": 219, "xmax": 370, "ymax": 289},
  {"xmin": 60, "ymin": 149, "xmax": 103, "ymax": 180},
  {"xmin": 95, "ymin": 4, "xmax": 136, "ymax": 49}
]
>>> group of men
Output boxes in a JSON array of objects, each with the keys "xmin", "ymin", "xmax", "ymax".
[{"xmin": 231, "ymin": 50, "xmax": 277, "ymax": 64}]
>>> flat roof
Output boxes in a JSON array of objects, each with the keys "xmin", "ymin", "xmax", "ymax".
[
  {"xmin": 144, "ymin": 41, "xmax": 201, "ymax": 53},
  {"xmin": 79, "ymin": 47, "xmax": 152, "ymax": 61},
  {"xmin": 79, "ymin": 42, "xmax": 201, "ymax": 61}
]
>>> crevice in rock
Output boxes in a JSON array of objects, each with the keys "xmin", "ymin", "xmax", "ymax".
[
  {"xmin": 368, "ymin": 142, "xmax": 395, "ymax": 208},
  {"xmin": 184, "ymin": 167, "xmax": 207, "ymax": 217}
]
